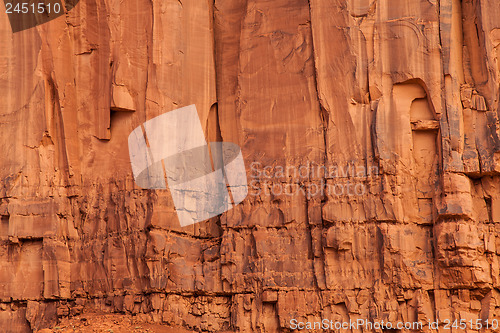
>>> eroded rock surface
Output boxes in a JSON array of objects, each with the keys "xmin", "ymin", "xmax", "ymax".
[{"xmin": 1, "ymin": 0, "xmax": 500, "ymax": 332}]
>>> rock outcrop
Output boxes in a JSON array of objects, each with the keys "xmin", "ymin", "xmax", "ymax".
[{"xmin": 1, "ymin": 0, "xmax": 500, "ymax": 331}]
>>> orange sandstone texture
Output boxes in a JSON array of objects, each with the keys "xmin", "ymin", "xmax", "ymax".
[{"xmin": 1, "ymin": 0, "xmax": 500, "ymax": 332}]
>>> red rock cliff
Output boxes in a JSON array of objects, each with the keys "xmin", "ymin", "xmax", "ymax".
[{"xmin": 1, "ymin": 0, "xmax": 500, "ymax": 331}]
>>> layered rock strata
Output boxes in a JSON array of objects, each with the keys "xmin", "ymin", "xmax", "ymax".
[{"xmin": 1, "ymin": 0, "xmax": 500, "ymax": 331}]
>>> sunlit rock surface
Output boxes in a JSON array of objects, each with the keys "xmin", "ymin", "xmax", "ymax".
[{"xmin": 1, "ymin": 0, "xmax": 500, "ymax": 331}]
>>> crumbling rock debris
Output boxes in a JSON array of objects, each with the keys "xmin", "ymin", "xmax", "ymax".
[{"xmin": 0, "ymin": 0, "xmax": 500, "ymax": 332}]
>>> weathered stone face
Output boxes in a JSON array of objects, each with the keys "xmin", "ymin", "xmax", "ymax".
[{"xmin": 1, "ymin": 0, "xmax": 500, "ymax": 331}]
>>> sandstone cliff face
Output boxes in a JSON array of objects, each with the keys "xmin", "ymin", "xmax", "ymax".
[{"xmin": 1, "ymin": 0, "xmax": 500, "ymax": 332}]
